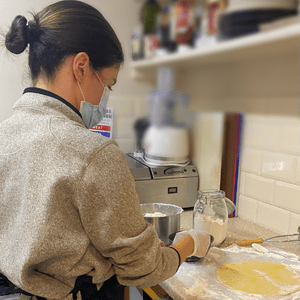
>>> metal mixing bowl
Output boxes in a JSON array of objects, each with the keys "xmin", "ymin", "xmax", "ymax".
[{"xmin": 140, "ymin": 203, "xmax": 183, "ymax": 246}]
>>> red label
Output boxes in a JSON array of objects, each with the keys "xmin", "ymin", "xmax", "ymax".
[
  {"xmin": 175, "ymin": 1, "xmax": 194, "ymax": 44},
  {"xmin": 91, "ymin": 125, "xmax": 111, "ymax": 131},
  {"xmin": 145, "ymin": 35, "xmax": 159, "ymax": 51},
  {"xmin": 176, "ymin": 5, "xmax": 191, "ymax": 28}
]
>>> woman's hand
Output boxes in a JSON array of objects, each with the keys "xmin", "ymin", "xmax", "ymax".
[{"xmin": 171, "ymin": 229, "xmax": 213, "ymax": 263}]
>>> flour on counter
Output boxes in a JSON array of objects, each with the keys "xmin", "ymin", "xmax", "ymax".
[
  {"xmin": 144, "ymin": 212, "xmax": 167, "ymax": 217},
  {"xmin": 194, "ymin": 212, "xmax": 228, "ymax": 246},
  {"xmin": 165, "ymin": 243, "xmax": 300, "ymax": 300}
]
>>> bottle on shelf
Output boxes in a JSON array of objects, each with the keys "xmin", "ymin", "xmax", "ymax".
[
  {"xmin": 131, "ymin": 24, "xmax": 144, "ymax": 61},
  {"xmin": 156, "ymin": 6, "xmax": 170, "ymax": 56},
  {"xmin": 208, "ymin": 0, "xmax": 219, "ymax": 36},
  {"xmin": 207, "ymin": 0, "xmax": 227, "ymax": 41},
  {"xmin": 192, "ymin": 2, "xmax": 204, "ymax": 48},
  {"xmin": 168, "ymin": 0, "xmax": 179, "ymax": 53},
  {"xmin": 156, "ymin": 5, "xmax": 180, "ymax": 55},
  {"xmin": 195, "ymin": 1, "xmax": 213, "ymax": 47},
  {"xmin": 174, "ymin": 0, "xmax": 197, "ymax": 52},
  {"xmin": 141, "ymin": 0, "xmax": 161, "ymax": 59},
  {"xmin": 194, "ymin": 0, "xmax": 227, "ymax": 47}
]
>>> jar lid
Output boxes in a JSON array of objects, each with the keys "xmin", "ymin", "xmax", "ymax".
[{"xmin": 198, "ymin": 190, "xmax": 225, "ymax": 199}]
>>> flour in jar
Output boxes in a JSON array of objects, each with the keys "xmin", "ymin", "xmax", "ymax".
[
  {"xmin": 144, "ymin": 212, "xmax": 167, "ymax": 217},
  {"xmin": 194, "ymin": 212, "xmax": 228, "ymax": 246}
]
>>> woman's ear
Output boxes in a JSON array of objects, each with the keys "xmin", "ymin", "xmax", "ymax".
[{"xmin": 72, "ymin": 52, "xmax": 91, "ymax": 83}]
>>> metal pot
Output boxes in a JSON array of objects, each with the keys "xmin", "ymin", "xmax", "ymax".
[{"xmin": 140, "ymin": 203, "xmax": 183, "ymax": 246}]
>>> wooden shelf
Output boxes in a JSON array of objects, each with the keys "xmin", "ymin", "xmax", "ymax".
[{"xmin": 130, "ymin": 23, "xmax": 300, "ymax": 81}]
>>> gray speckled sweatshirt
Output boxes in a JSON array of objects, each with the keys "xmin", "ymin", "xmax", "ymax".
[{"xmin": 0, "ymin": 89, "xmax": 179, "ymax": 300}]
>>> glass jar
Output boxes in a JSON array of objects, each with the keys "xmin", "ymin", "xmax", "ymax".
[{"xmin": 193, "ymin": 190, "xmax": 228, "ymax": 246}]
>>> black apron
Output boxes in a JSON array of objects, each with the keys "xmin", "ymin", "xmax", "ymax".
[
  {"xmin": 71, "ymin": 275, "xmax": 125, "ymax": 300},
  {"xmin": 0, "ymin": 273, "xmax": 125, "ymax": 300}
]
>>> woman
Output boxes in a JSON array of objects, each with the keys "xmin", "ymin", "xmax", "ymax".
[{"xmin": 0, "ymin": 1, "xmax": 212, "ymax": 299}]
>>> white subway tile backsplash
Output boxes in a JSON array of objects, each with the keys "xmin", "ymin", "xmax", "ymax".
[
  {"xmin": 237, "ymin": 114, "xmax": 300, "ymax": 233},
  {"xmin": 240, "ymin": 148, "xmax": 262, "ymax": 174},
  {"xmin": 239, "ymin": 172, "xmax": 246, "ymax": 195},
  {"xmin": 237, "ymin": 195, "xmax": 258, "ymax": 222},
  {"xmin": 244, "ymin": 174, "xmax": 275, "ymax": 204},
  {"xmin": 261, "ymin": 152, "xmax": 297, "ymax": 183},
  {"xmin": 256, "ymin": 202, "xmax": 290, "ymax": 234},
  {"xmin": 289, "ymin": 213, "xmax": 300, "ymax": 235},
  {"xmin": 280, "ymin": 123, "xmax": 300, "ymax": 156},
  {"xmin": 274, "ymin": 182, "xmax": 300, "ymax": 214},
  {"xmin": 242, "ymin": 119, "xmax": 280, "ymax": 152}
]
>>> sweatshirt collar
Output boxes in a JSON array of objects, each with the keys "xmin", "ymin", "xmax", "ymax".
[{"xmin": 23, "ymin": 87, "xmax": 82, "ymax": 118}]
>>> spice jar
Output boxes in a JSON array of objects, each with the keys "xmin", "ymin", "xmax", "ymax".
[{"xmin": 193, "ymin": 190, "xmax": 228, "ymax": 246}]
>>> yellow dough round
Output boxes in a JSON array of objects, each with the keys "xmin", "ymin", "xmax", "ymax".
[{"xmin": 217, "ymin": 260, "xmax": 300, "ymax": 296}]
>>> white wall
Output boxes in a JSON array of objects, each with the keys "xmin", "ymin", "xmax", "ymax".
[
  {"xmin": 0, "ymin": 0, "xmax": 153, "ymax": 123},
  {"xmin": 178, "ymin": 53, "xmax": 299, "ymax": 116}
]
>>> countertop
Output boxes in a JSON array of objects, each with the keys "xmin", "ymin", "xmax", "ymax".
[
  {"xmin": 159, "ymin": 209, "xmax": 300, "ymax": 300},
  {"xmin": 180, "ymin": 208, "xmax": 300, "ymax": 257}
]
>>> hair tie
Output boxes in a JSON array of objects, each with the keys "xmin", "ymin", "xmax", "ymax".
[{"xmin": 27, "ymin": 19, "xmax": 40, "ymax": 44}]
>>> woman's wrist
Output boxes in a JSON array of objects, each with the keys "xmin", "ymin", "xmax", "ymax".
[{"xmin": 170, "ymin": 234, "xmax": 194, "ymax": 265}]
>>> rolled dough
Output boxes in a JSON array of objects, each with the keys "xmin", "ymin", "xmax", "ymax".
[{"xmin": 217, "ymin": 260, "xmax": 300, "ymax": 296}]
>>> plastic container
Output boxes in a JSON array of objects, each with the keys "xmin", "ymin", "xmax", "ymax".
[
  {"xmin": 193, "ymin": 190, "xmax": 228, "ymax": 246},
  {"xmin": 218, "ymin": 1, "xmax": 297, "ymax": 40}
]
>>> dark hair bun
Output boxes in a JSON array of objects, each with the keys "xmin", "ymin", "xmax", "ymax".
[{"xmin": 5, "ymin": 15, "xmax": 29, "ymax": 54}]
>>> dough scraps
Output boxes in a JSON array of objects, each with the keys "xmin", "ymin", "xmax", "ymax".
[{"xmin": 217, "ymin": 260, "xmax": 300, "ymax": 296}]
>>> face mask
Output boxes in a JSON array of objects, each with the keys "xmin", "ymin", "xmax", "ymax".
[{"xmin": 77, "ymin": 73, "xmax": 110, "ymax": 129}]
